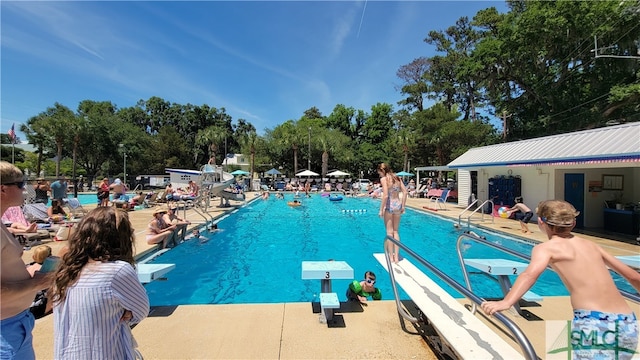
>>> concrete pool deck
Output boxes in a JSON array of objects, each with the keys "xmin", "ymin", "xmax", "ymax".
[{"xmin": 26, "ymin": 193, "xmax": 639, "ymax": 359}]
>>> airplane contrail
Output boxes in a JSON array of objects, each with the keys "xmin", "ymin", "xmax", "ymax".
[{"xmin": 356, "ymin": 0, "xmax": 367, "ymax": 39}]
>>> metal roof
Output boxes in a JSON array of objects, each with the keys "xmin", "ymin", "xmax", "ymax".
[{"xmin": 448, "ymin": 122, "xmax": 640, "ymax": 168}]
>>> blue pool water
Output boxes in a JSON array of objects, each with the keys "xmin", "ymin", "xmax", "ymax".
[
  {"xmin": 143, "ymin": 194, "xmax": 636, "ymax": 306},
  {"xmin": 67, "ymin": 193, "xmax": 136, "ymax": 205}
]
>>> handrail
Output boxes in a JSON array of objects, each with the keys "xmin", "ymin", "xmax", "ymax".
[
  {"xmin": 384, "ymin": 235, "xmax": 538, "ymax": 360},
  {"xmin": 458, "ymin": 200, "xmax": 494, "ymax": 228},
  {"xmin": 456, "ymin": 231, "xmax": 640, "ymax": 305},
  {"xmin": 132, "ymin": 184, "xmax": 142, "ymax": 192},
  {"xmin": 457, "ymin": 198, "xmax": 480, "ymax": 226}
]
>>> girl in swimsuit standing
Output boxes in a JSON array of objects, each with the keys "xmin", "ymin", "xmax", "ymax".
[{"xmin": 377, "ymin": 163, "xmax": 408, "ymax": 263}]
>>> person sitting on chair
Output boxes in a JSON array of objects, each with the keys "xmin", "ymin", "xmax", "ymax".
[
  {"xmin": 346, "ymin": 271, "xmax": 382, "ymax": 303},
  {"xmin": 2, "ymin": 206, "xmax": 38, "ymax": 234},
  {"xmin": 47, "ymin": 199, "xmax": 67, "ymax": 223}
]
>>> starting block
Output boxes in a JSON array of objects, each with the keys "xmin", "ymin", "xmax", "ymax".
[
  {"xmin": 319, "ymin": 292, "xmax": 340, "ymax": 321},
  {"xmin": 137, "ymin": 263, "xmax": 176, "ymax": 284}
]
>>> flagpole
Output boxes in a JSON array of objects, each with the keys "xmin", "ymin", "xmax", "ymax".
[{"xmin": 8, "ymin": 123, "xmax": 16, "ymax": 164}]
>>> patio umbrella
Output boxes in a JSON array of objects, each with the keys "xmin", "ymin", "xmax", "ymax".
[
  {"xmin": 296, "ymin": 170, "xmax": 319, "ymax": 177},
  {"xmin": 396, "ymin": 171, "xmax": 414, "ymax": 177},
  {"xmin": 326, "ymin": 170, "xmax": 350, "ymax": 177},
  {"xmin": 265, "ymin": 168, "xmax": 282, "ymax": 176},
  {"xmin": 230, "ymin": 170, "xmax": 250, "ymax": 176}
]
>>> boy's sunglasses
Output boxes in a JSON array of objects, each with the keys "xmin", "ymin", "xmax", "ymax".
[{"xmin": 365, "ymin": 278, "xmax": 376, "ymax": 284}]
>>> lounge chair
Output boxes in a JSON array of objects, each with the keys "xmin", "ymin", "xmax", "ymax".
[
  {"xmin": 143, "ymin": 192, "xmax": 159, "ymax": 208},
  {"xmin": 2, "ymin": 206, "xmax": 52, "ymax": 246},
  {"xmin": 147, "ymin": 191, "xmax": 166, "ymax": 206},
  {"xmin": 22, "ymin": 203, "xmax": 49, "ymax": 223},
  {"xmin": 64, "ymin": 198, "xmax": 88, "ymax": 218}
]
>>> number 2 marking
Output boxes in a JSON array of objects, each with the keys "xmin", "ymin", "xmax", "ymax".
[
  {"xmin": 513, "ymin": 268, "xmax": 518, "ymax": 274},
  {"xmin": 487, "ymin": 266, "xmax": 492, "ymax": 274}
]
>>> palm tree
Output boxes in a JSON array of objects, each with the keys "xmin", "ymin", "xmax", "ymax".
[
  {"xmin": 20, "ymin": 116, "xmax": 49, "ymax": 176},
  {"xmin": 316, "ymin": 128, "xmax": 350, "ymax": 179},
  {"xmin": 240, "ymin": 130, "xmax": 258, "ymax": 178},
  {"xmin": 278, "ymin": 121, "xmax": 304, "ymax": 175},
  {"xmin": 38, "ymin": 103, "xmax": 76, "ymax": 176},
  {"xmin": 196, "ymin": 125, "xmax": 228, "ymax": 166}
]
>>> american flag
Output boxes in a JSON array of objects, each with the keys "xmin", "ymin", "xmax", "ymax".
[{"xmin": 7, "ymin": 123, "xmax": 16, "ymax": 144}]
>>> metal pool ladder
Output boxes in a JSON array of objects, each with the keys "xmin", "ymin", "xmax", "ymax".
[{"xmin": 457, "ymin": 199, "xmax": 494, "ymax": 228}]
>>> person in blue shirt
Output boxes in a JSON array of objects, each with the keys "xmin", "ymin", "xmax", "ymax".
[
  {"xmin": 346, "ymin": 271, "xmax": 382, "ymax": 303},
  {"xmin": 50, "ymin": 176, "xmax": 67, "ymax": 202}
]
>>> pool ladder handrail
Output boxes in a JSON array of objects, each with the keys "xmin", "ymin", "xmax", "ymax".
[
  {"xmin": 456, "ymin": 231, "xmax": 640, "ymax": 312},
  {"xmin": 457, "ymin": 199, "xmax": 494, "ymax": 228},
  {"xmin": 383, "ymin": 235, "xmax": 538, "ymax": 360}
]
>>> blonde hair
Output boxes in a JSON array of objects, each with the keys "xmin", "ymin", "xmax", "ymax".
[
  {"xmin": 0, "ymin": 161, "xmax": 23, "ymax": 184},
  {"xmin": 32, "ymin": 245, "xmax": 52, "ymax": 264},
  {"xmin": 536, "ymin": 200, "xmax": 580, "ymax": 234}
]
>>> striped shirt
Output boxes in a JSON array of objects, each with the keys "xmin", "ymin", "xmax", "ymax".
[{"xmin": 54, "ymin": 261, "xmax": 150, "ymax": 360}]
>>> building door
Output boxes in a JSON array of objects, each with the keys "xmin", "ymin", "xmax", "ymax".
[{"xmin": 564, "ymin": 173, "xmax": 585, "ymax": 228}]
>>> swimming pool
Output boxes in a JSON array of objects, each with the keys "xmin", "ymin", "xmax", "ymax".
[
  {"xmin": 143, "ymin": 194, "xmax": 636, "ymax": 306},
  {"xmin": 67, "ymin": 193, "xmax": 137, "ymax": 205}
]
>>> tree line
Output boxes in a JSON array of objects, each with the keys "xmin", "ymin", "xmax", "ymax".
[{"xmin": 2, "ymin": 1, "xmax": 638, "ymax": 184}]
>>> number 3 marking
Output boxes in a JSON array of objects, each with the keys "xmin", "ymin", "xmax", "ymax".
[{"xmin": 325, "ymin": 271, "xmax": 331, "ymax": 279}]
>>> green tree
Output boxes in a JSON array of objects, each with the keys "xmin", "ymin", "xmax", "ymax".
[
  {"xmin": 36, "ymin": 103, "xmax": 77, "ymax": 176},
  {"xmin": 196, "ymin": 125, "xmax": 229, "ymax": 166}
]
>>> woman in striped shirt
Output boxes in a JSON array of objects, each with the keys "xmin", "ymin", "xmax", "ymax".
[{"xmin": 51, "ymin": 207, "xmax": 149, "ymax": 360}]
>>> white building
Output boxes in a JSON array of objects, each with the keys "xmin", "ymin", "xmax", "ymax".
[{"xmin": 422, "ymin": 122, "xmax": 640, "ymax": 235}]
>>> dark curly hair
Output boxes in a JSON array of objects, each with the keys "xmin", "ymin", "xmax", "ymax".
[{"xmin": 51, "ymin": 207, "xmax": 136, "ymax": 304}]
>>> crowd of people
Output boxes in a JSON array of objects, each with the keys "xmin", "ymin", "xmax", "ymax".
[{"xmin": 0, "ymin": 161, "xmax": 210, "ymax": 359}]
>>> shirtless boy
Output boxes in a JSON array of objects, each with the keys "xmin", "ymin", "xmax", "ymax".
[
  {"xmin": 482, "ymin": 200, "xmax": 640, "ymax": 358},
  {"xmin": 1, "ymin": 162, "xmax": 51, "ymax": 359},
  {"xmin": 506, "ymin": 196, "xmax": 534, "ymax": 234}
]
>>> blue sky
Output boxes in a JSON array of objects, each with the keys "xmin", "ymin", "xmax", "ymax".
[{"xmin": 2, "ymin": 1, "xmax": 506, "ymax": 140}]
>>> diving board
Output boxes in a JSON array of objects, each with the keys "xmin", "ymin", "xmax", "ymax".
[
  {"xmin": 616, "ymin": 255, "xmax": 640, "ymax": 269},
  {"xmin": 137, "ymin": 263, "xmax": 176, "ymax": 284},
  {"xmin": 374, "ymin": 253, "xmax": 524, "ymax": 360}
]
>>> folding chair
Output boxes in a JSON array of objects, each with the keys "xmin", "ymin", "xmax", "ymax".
[
  {"xmin": 64, "ymin": 198, "xmax": 88, "ymax": 218},
  {"xmin": 428, "ymin": 189, "xmax": 450, "ymax": 210}
]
